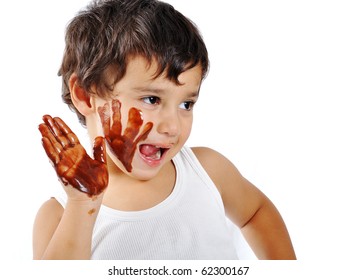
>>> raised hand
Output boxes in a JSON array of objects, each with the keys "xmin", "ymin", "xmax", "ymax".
[
  {"xmin": 98, "ymin": 99, "xmax": 153, "ymax": 172},
  {"xmin": 39, "ymin": 115, "xmax": 108, "ymax": 197}
]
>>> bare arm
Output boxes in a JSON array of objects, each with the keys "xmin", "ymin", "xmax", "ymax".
[
  {"xmin": 33, "ymin": 197, "xmax": 102, "ymax": 259},
  {"xmin": 193, "ymin": 147, "xmax": 296, "ymax": 260},
  {"xmin": 33, "ymin": 115, "xmax": 108, "ymax": 259},
  {"xmin": 238, "ymin": 191, "xmax": 296, "ymax": 259}
]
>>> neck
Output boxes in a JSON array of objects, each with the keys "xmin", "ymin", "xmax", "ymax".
[{"xmin": 102, "ymin": 158, "xmax": 176, "ymax": 211}]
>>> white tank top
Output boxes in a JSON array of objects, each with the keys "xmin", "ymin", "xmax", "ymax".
[{"xmin": 55, "ymin": 146, "xmax": 238, "ymax": 259}]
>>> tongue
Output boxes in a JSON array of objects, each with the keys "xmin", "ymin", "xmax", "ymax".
[{"xmin": 140, "ymin": 144, "xmax": 161, "ymax": 158}]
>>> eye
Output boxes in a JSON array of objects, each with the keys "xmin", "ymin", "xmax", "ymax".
[
  {"xmin": 179, "ymin": 101, "xmax": 195, "ymax": 111},
  {"xmin": 142, "ymin": 96, "xmax": 160, "ymax": 105}
]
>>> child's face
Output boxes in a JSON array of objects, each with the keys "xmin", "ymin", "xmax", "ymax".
[{"xmin": 90, "ymin": 56, "xmax": 203, "ymax": 180}]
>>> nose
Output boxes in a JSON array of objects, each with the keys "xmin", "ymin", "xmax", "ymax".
[{"xmin": 156, "ymin": 110, "xmax": 180, "ymax": 137}]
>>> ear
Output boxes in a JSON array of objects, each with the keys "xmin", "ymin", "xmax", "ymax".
[{"xmin": 69, "ymin": 74, "xmax": 94, "ymax": 116}]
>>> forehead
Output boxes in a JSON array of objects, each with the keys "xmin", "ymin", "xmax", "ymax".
[{"xmin": 118, "ymin": 55, "xmax": 203, "ymax": 91}]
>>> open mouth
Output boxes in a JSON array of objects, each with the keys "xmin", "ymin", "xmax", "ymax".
[{"xmin": 139, "ymin": 144, "xmax": 169, "ymax": 161}]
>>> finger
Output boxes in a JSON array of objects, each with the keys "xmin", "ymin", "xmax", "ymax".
[
  {"xmin": 38, "ymin": 122, "xmax": 63, "ymax": 154},
  {"xmin": 111, "ymin": 99, "xmax": 122, "ymax": 137},
  {"xmin": 123, "ymin": 107, "xmax": 143, "ymax": 140},
  {"xmin": 134, "ymin": 121, "xmax": 153, "ymax": 145},
  {"xmin": 42, "ymin": 115, "xmax": 61, "ymax": 136},
  {"xmin": 93, "ymin": 136, "xmax": 107, "ymax": 164},
  {"xmin": 42, "ymin": 115, "xmax": 70, "ymax": 148},
  {"xmin": 54, "ymin": 117, "xmax": 80, "ymax": 146},
  {"xmin": 41, "ymin": 136, "xmax": 60, "ymax": 165},
  {"xmin": 41, "ymin": 116, "xmax": 61, "ymax": 145},
  {"xmin": 98, "ymin": 102, "xmax": 111, "ymax": 137}
]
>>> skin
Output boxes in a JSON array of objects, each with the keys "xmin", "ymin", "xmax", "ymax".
[
  {"xmin": 39, "ymin": 115, "xmax": 108, "ymax": 196},
  {"xmin": 98, "ymin": 99, "xmax": 153, "ymax": 172},
  {"xmin": 33, "ymin": 56, "xmax": 296, "ymax": 260}
]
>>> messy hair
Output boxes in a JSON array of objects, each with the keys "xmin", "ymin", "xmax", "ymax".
[{"xmin": 58, "ymin": 0, "xmax": 209, "ymax": 126}]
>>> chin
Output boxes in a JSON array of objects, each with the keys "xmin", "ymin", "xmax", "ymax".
[
  {"xmin": 107, "ymin": 153, "xmax": 163, "ymax": 181},
  {"xmin": 128, "ymin": 152, "xmax": 169, "ymax": 181},
  {"xmin": 127, "ymin": 167, "xmax": 161, "ymax": 181}
]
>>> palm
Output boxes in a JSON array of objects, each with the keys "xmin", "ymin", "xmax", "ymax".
[
  {"xmin": 39, "ymin": 115, "xmax": 108, "ymax": 197},
  {"xmin": 56, "ymin": 143, "xmax": 86, "ymax": 175}
]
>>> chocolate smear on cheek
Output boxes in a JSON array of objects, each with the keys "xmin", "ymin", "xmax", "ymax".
[
  {"xmin": 111, "ymin": 107, "xmax": 153, "ymax": 172},
  {"xmin": 98, "ymin": 100, "xmax": 153, "ymax": 172}
]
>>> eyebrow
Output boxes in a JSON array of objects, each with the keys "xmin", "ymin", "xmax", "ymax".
[
  {"xmin": 133, "ymin": 86, "xmax": 164, "ymax": 94},
  {"xmin": 133, "ymin": 86, "xmax": 200, "ymax": 98}
]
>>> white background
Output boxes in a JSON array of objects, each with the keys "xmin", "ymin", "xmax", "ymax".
[{"xmin": 1, "ymin": 0, "xmax": 356, "ymax": 269}]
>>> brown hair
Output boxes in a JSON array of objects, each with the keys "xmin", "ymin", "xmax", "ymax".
[{"xmin": 58, "ymin": 0, "xmax": 209, "ymax": 125}]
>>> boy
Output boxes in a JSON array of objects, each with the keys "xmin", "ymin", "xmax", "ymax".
[{"xmin": 33, "ymin": 0, "xmax": 296, "ymax": 259}]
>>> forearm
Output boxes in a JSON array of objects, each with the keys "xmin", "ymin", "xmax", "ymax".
[
  {"xmin": 241, "ymin": 200, "xmax": 296, "ymax": 260},
  {"xmin": 41, "ymin": 199, "xmax": 100, "ymax": 260}
]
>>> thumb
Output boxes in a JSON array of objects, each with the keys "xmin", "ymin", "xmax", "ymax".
[{"xmin": 93, "ymin": 136, "xmax": 107, "ymax": 164}]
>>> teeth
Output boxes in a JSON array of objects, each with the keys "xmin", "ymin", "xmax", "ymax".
[
  {"xmin": 154, "ymin": 149, "xmax": 162, "ymax": 160},
  {"xmin": 147, "ymin": 149, "xmax": 162, "ymax": 160}
]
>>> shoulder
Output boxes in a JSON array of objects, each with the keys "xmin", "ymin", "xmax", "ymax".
[
  {"xmin": 191, "ymin": 146, "xmax": 243, "ymax": 193},
  {"xmin": 190, "ymin": 146, "xmax": 267, "ymax": 228},
  {"xmin": 36, "ymin": 197, "xmax": 64, "ymax": 220},
  {"xmin": 33, "ymin": 198, "xmax": 64, "ymax": 259}
]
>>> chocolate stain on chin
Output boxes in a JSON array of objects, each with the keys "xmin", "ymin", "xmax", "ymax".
[{"xmin": 98, "ymin": 99, "xmax": 153, "ymax": 172}]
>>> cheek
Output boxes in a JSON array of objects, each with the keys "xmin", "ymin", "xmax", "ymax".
[
  {"xmin": 179, "ymin": 118, "xmax": 193, "ymax": 141},
  {"xmin": 184, "ymin": 124, "xmax": 193, "ymax": 138},
  {"xmin": 118, "ymin": 105, "xmax": 131, "ymax": 125}
]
